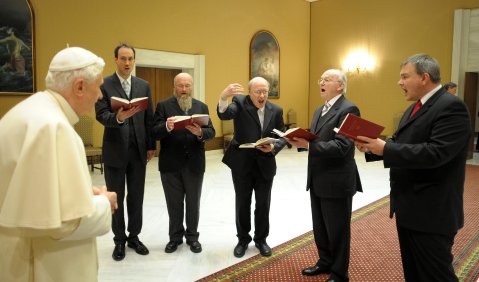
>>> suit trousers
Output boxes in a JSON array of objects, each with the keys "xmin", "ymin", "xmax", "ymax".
[
  {"xmin": 105, "ymin": 143, "xmax": 146, "ymax": 245},
  {"xmin": 160, "ymin": 167, "xmax": 204, "ymax": 242},
  {"xmin": 310, "ymin": 192, "xmax": 352, "ymax": 281},
  {"xmin": 231, "ymin": 165, "xmax": 273, "ymax": 244},
  {"xmin": 396, "ymin": 224, "xmax": 458, "ymax": 282}
]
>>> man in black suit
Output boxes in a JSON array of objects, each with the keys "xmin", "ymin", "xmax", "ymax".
[
  {"xmin": 96, "ymin": 44, "xmax": 156, "ymax": 261},
  {"xmin": 356, "ymin": 54, "xmax": 471, "ymax": 281},
  {"xmin": 288, "ymin": 69, "xmax": 362, "ymax": 282},
  {"xmin": 217, "ymin": 77, "xmax": 288, "ymax": 258},
  {"xmin": 152, "ymin": 73, "xmax": 215, "ymax": 254}
]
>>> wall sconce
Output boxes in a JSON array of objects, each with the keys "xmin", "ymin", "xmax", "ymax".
[{"xmin": 342, "ymin": 49, "xmax": 376, "ymax": 74}]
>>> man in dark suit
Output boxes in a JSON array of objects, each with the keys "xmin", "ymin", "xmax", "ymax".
[
  {"xmin": 96, "ymin": 44, "xmax": 156, "ymax": 261},
  {"xmin": 152, "ymin": 73, "xmax": 215, "ymax": 254},
  {"xmin": 288, "ymin": 69, "xmax": 362, "ymax": 282},
  {"xmin": 356, "ymin": 54, "xmax": 471, "ymax": 281},
  {"xmin": 217, "ymin": 77, "xmax": 288, "ymax": 258}
]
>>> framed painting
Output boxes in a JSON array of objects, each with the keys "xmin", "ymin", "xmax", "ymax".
[
  {"xmin": 250, "ymin": 30, "xmax": 280, "ymax": 98},
  {"xmin": 0, "ymin": 0, "xmax": 35, "ymax": 95}
]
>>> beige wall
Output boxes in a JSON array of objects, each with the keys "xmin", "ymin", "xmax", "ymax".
[
  {"xmin": 0, "ymin": 0, "xmax": 311, "ymax": 146},
  {"xmin": 310, "ymin": 0, "xmax": 479, "ymax": 136},
  {"xmin": 2, "ymin": 0, "xmax": 479, "ymax": 143}
]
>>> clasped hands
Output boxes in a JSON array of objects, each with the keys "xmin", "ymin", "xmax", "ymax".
[{"xmin": 93, "ymin": 186, "xmax": 118, "ymax": 214}]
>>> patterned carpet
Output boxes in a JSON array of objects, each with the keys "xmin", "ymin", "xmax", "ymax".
[{"xmin": 198, "ymin": 165, "xmax": 479, "ymax": 282}]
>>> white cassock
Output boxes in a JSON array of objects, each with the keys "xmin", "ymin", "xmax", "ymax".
[{"xmin": 0, "ymin": 90, "xmax": 111, "ymax": 282}]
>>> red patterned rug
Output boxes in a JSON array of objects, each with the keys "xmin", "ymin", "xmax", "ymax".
[{"xmin": 198, "ymin": 165, "xmax": 479, "ymax": 282}]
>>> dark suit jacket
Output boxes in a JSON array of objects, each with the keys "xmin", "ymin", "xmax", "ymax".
[
  {"xmin": 367, "ymin": 87, "xmax": 471, "ymax": 235},
  {"xmin": 152, "ymin": 96, "xmax": 215, "ymax": 174},
  {"xmin": 95, "ymin": 73, "xmax": 156, "ymax": 167},
  {"xmin": 217, "ymin": 95, "xmax": 287, "ymax": 180},
  {"xmin": 307, "ymin": 95, "xmax": 362, "ymax": 198}
]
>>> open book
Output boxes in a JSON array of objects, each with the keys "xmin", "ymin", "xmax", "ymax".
[
  {"xmin": 111, "ymin": 96, "xmax": 148, "ymax": 111},
  {"xmin": 333, "ymin": 113, "xmax": 385, "ymax": 141},
  {"xmin": 272, "ymin": 127, "xmax": 318, "ymax": 141},
  {"xmin": 173, "ymin": 114, "xmax": 210, "ymax": 130},
  {"xmin": 239, "ymin": 137, "xmax": 277, "ymax": 148}
]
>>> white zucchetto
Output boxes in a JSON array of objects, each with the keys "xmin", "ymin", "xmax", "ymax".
[{"xmin": 49, "ymin": 47, "xmax": 100, "ymax": 72}]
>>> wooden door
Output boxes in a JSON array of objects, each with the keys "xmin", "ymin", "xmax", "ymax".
[
  {"xmin": 464, "ymin": 72, "xmax": 478, "ymax": 159},
  {"xmin": 136, "ymin": 67, "xmax": 181, "ymax": 156}
]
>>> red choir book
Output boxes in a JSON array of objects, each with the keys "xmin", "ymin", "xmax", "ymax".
[
  {"xmin": 272, "ymin": 127, "xmax": 319, "ymax": 141},
  {"xmin": 173, "ymin": 114, "xmax": 210, "ymax": 130},
  {"xmin": 333, "ymin": 113, "xmax": 385, "ymax": 141},
  {"xmin": 110, "ymin": 96, "xmax": 148, "ymax": 111}
]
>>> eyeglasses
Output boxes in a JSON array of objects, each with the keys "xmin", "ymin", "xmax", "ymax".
[
  {"xmin": 318, "ymin": 78, "xmax": 340, "ymax": 84},
  {"xmin": 253, "ymin": 89, "xmax": 269, "ymax": 95}
]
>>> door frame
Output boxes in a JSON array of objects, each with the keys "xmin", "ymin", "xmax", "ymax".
[{"xmin": 134, "ymin": 48, "xmax": 205, "ymax": 102}]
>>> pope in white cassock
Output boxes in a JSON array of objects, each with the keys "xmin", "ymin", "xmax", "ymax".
[{"xmin": 0, "ymin": 47, "xmax": 118, "ymax": 281}]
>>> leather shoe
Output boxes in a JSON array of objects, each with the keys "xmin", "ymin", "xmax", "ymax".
[
  {"xmin": 112, "ymin": 243, "xmax": 125, "ymax": 261},
  {"xmin": 127, "ymin": 240, "xmax": 149, "ymax": 255},
  {"xmin": 165, "ymin": 240, "xmax": 182, "ymax": 253},
  {"xmin": 302, "ymin": 264, "xmax": 331, "ymax": 276},
  {"xmin": 233, "ymin": 242, "xmax": 248, "ymax": 258},
  {"xmin": 187, "ymin": 241, "xmax": 202, "ymax": 253},
  {"xmin": 255, "ymin": 241, "xmax": 272, "ymax": 257}
]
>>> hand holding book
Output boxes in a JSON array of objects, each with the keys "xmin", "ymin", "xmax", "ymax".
[
  {"xmin": 239, "ymin": 137, "xmax": 277, "ymax": 149},
  {"xmin": 334, "ymin": 113, "xmax": 384, "ymax": 142}
]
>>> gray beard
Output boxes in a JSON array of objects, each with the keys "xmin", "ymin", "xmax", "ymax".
[{"xmin": 177, "ymin": 95, "xmax": 192, "ymax": 112}]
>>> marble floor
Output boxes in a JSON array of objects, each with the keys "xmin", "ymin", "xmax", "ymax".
[{"xmin": 91, "ymin": 147, "xmax": 479, "ymax": 282}]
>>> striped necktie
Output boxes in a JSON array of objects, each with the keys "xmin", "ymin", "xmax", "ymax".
[
  {"xmin": 122, "ymin": 80, "xmax": 131, "ymax": 98},
  {"xmin": 321, "ymin": 103, "xmax": 330, "ymax": 116}
]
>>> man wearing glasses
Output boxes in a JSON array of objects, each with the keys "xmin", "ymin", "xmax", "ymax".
[
  {"xmin": 288, "ymin": 69, "xmax": 362, "ymax": 282},
  {"xmin": 218, "ymin": 77, "xmax": 288, "ymax": 258}
]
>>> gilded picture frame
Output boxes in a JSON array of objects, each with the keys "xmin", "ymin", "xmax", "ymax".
[
  {"xmin": 0, "ymin": 0, "xmax": 35, "ymax": 95},
  {"xmin": 250, "ymin": 30, "xmax": 280, "ymax": 98}
]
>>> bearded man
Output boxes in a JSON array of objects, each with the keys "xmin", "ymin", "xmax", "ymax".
[{"xmin": 152, "ymin": 72, "xmax": 215, "ymax": 254}]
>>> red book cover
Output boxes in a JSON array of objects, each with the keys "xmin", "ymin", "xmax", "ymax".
[
  {"xmin": 111, "ymin": 96, "xmax": 148, "ymax": 111},
  {"xmin": 272, "ymin": 127, "xmax": 318, "ymax": 141},
  {"xmin": 334, "ymin": 113, "xmax": 385, "ymax": 141},
  {"xmin": 173, "ymin": 114, "xmax": 210, "ymax": 130}
]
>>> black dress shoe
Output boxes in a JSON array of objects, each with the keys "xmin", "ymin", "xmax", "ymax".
[
  {"xmin": 165, "ymin": 240, "xmax": 182, "ymax": 253},
  {"xmin": 255, "ymin": 241, "xmax": 272, "ymax": 257},
  {"xmin": 127, "ymin": 240, "xmax": 149, "ymax": 255},
  {"xmin": 233, "ymin": 242, "xmax": 248, "ymax": 258},
  {"xmin": 302, "ymin": 265, "xmax": 331, "ymax": 276},
  {"xmin": 187, "ymin": 241, "xmax": 202, "ymax": 253},
  {"xmin": 112, "ymin": 243, "xmax": 125, "ymax": 261}
]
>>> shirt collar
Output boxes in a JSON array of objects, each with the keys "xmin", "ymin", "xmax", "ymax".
[
  {"xmin": 326, "ymin": 94, "xmax": 342, "ymax": 107},
  {"xmin": 116, "ymin": 72, "xmax": 131, "ymax": 85},
  {"xmin": 46, "ymin": 89, "xmax": 79, "ymax": 125},
  {"xmin": 419, "ymin": 85, "xmax": 442, "ymax": 105}
]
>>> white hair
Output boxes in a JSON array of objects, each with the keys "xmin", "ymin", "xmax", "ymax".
[{"xmin": 45, "ymin": 57, "xmax": 105, "ymax": 92}]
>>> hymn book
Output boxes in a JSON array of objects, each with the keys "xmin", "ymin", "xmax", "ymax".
[
  {"xmin": 173, "ymin": 114, "xmax": 210, "ymax": 130},
  {"xmin": 272, "ymin": 127, "xmax": 319, "ymax": 141},
  {"xmin": 111, "ymin": 96, "xmax": 148, "ymax": 111},
  {"xmin": 333, "ymin": 113, "xmax": 385, "ymax": 141},
  {"xmin": 239, "ymin": 137, "xmax": 277, "ymax": 148}
]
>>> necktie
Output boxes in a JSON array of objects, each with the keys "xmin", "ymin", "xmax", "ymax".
[
  {"xmin": 258, "ymin": 108, "xmax": 264, "ymax": 130},
  {"xmin": 321, "ymin": 103, "xmax": 330, "ymax": 116},
  {"xmin": 122, "ymin": 80, "xmax": 130, "ymax": 98},
  {"xmin": 410, "ymin": 100, "xmax": 422, "ymax": 117}
]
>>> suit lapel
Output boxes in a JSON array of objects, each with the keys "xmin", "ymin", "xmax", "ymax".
[
  {"xmin": 262, "ymin": 103, "xmax": 273, "ymax": 134},
  {"xmin": 245, "ymin": 97, "xmax": 262, "ymax": 129},
  {"xmin": 313, "ymin": 96, "xmax": 345, "ymax": 133},
  {"xmin": 112, "ymin": 73, "xmax": 129, "ymax": 100},
  {"xmin": 396, "ymin": 89, "xmax": 443, "ymax": 134}
]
